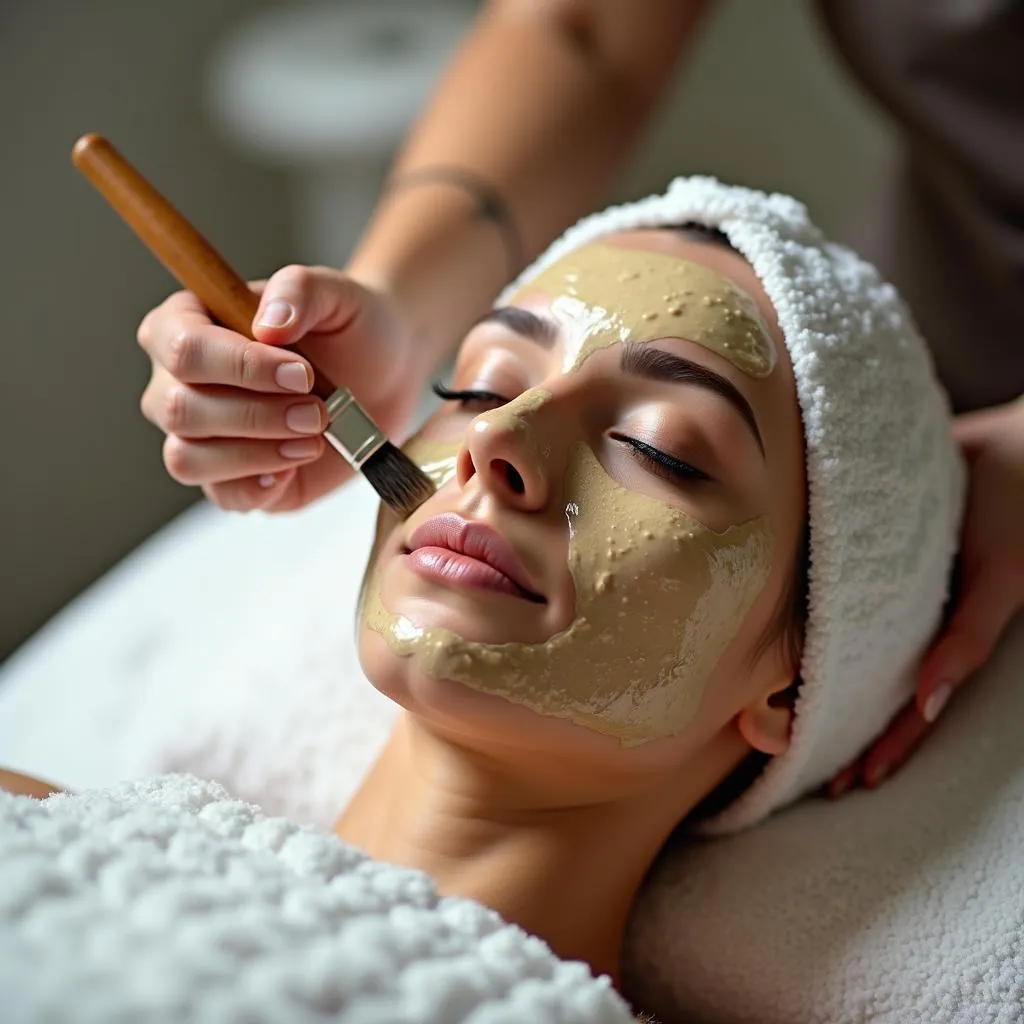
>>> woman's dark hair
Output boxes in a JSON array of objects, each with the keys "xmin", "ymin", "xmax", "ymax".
[
  {"xmin": 670, "ymin": 222, "xmax": 738, "ymax": 255},
  {"xmin": 685, "ymin": 524, "xmax": 810, "ymax": 823}
]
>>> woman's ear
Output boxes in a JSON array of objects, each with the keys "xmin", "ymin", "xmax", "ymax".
[{"xmin": 735, "ymin": 679, "xmax": 795, "ymax": 757}]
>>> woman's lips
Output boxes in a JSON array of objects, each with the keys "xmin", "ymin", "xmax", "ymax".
[
  {"xmin": 404, "ymin": 514, "xmax": 544, "ymax": 603},
  {"xmin": 405, "ymin": 548, "xmax": 535, "ymax": 600}
]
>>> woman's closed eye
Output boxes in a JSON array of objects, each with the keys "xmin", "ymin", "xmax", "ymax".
[
  {"xmin": 611, "ymin": 432, "xmax": 714, "ymax": 485},
  {"xmin": 432, "ymin": 381, "xmax": 511, "ymax": 411}
]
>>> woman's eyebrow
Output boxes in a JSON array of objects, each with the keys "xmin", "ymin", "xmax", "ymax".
[
  {"xmin": 620, "ymin": 343, "xmax": 765, "ymax": 458},
  {"xmin": 469, "ymin": 307, "xmax": 558, "ymax": 349}
]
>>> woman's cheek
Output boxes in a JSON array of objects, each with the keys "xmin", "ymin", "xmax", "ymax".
[{"xmin": 405, "ymin": 440, "xmax": 460, "ymax": 491}]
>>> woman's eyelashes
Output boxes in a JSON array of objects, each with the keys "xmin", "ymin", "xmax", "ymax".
[
  {"xmin": 432, "ymin": 381, "xmax": 713, "ymax": 486},
  {"xmin": 610, "ymin": 432, "xmax": 714, "ymax": 485},
  {"xmin": 432, "ymin": 381, "xmax": 511, "ymax": 411}
]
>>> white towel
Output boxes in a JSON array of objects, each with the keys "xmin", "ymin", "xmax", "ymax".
[
  {"xmin": 0, "ymin": 774, "xmax": 632, "ymax": 1024},
  {"xmin": 623, "ymin": 615, "xmax": 1024, "ymax": 1023},
  {"xmin": 0, "ymin": 484, "xmax": 393, "ymax": 826}
]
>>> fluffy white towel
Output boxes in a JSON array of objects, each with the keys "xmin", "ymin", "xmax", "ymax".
[
  {"xmin": 623, "ymin": 615, "xmax": 1024, "ymax": 1024},
  {"xmin": 0, "ymin": 483, "xmax": 393, "ymax": 825},
  {"xmin": 0, "ymin": 774, "xmax": 632, "ymax": 1024},
  {"xmin": 500, "ymin": 176, "xmax": 966, "ymax": 830}
]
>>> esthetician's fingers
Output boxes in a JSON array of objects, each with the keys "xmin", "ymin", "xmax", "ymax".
[
  {"xmin": 914, "ymin": 399, "xmax": 1024, "ymax": 720},
  {"xmin": 201, "ymin": 452, "xmax": 354, "ymax": 514},
  {"xmin": 250, "ymin": 265, "xmax": 366, "ymax": 345},
  {"xmin": 915, "ymin": 560, "xmax": 1024, "ymax": 725},
  {"xmin": 201, "ymin": 469, "xmax": 298, "ymax": 512},
  {"xmin": 825, "ymin": 699, "xmax": 933, "ymax": 797},
  {"xmin": 138, "ymin": 289, "xmax": 314, "ymax": 394},
  {"xmin": 249, "ymin": 265, "xmax": 421, "ymax": 441},
  {"xmin": 828, "ymin": 582, "xmax": 1003, "ymax": 794},
  {"xmin": 162, "ymin": 435, "xmax": 324, "ymax": 487},
  {"xmin": 860, "ymin": 699, "xmax": 933, "ymax": 790},
  {"xmin": 825, "ymin": 754, "xmax": 865, "ymax": 800},
  {"xmin": 141, "ymin": 372, "xmax": 327, "ymax": 440}
]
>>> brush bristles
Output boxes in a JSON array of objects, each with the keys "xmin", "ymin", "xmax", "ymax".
[{"xmin": 362, "ymin": 442, "xmax": 436, "ymax": 519}]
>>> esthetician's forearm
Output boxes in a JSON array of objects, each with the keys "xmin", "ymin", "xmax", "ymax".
[{"xmin": 348, "ymin": 0, "xmax": 709, "ymax": 372}]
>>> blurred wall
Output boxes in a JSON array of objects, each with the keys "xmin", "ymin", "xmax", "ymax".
[
  {"xmin": 0, "ymin": 1, "xmax": 292, "ymax": 662},
  {"xmin": 0, "ymin": 0, "xmax": 891, "ymax": 661},
  {"xmin": 615, "ymin": 1, "xmax": 892, "ymax": 234}
]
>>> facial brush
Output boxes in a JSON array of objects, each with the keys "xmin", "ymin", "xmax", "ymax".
[{"xmin": 71, "ymin": 133, "xmax": 434, "ymax": 520}]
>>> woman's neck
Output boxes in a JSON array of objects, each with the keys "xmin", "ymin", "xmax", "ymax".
[{"xmin": 334, "ymin": 713, "xmax": 737, "ymax": 984}]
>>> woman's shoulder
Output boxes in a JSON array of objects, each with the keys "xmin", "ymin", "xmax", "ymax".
[{"xmin": 0, "ymin": 768, "xmax": 62, "ymax": 799}]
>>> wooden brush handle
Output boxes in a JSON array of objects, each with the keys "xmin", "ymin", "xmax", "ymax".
[{"xmin": 72, "ymin": 133, "xmax": 335, "ymax": 399}]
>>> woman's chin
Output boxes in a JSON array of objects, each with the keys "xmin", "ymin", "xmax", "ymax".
[
  {"xmin": 356, "ymin": 626, "xmax": 662, "ymax": 764},
  {"xmin": 376, "ymin": 580, "xmax": 560, "ymax": 646}
]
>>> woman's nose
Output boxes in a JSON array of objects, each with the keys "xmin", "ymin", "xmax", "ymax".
[{"xmin": 456, "ymin": 391, "xmax": 553, "ymax": 510}]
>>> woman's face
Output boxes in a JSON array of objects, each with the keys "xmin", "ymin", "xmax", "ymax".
[{"xmin": 357, "ymin": 230, "xmax": 806, "ymax": 765}]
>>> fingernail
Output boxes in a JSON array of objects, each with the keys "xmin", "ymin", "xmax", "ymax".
[
  {"xmin": 275, "ymin": 362, "xmax": 310, "ymax": 393},
  {"xmin": 866, "ymin": 763, "xmax": 888, "ymax": 788},
  {"xmin": 258, "ymin": 474, "xmax": 277, "ymax": 488},
  {"xmin": 259, "ymin": 300, "xmax": 296, "ymax": 329},
  {"xmin": 280, "ymin": 438, "xmax": 320, "ymax": 460},
  {"xmin": 285, "ymin": 403, "xmax": 323, "ymax": 434},
  {"xmin": 923, "ymin": 682, "xmax": 953, "ymax": 724}
]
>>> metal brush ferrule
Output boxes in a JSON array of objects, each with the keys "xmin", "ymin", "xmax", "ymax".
[{"xmin": 323, "ymin": 387, "xmax": 386, "ymax": 469}]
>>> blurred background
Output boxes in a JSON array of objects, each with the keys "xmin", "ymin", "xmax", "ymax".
[{"xmin": 0, "ymin": 0, "xmax": 891, "ymax": 662}]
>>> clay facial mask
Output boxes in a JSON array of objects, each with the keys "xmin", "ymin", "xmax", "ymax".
[
  {"xmin": 364, "ymin": 432, "xmax": 772, "ymax": 744},
  {"xmin": 526, "ymin": 243, "xmax": 777, "ymax": 378},
  {"xmin": 402, "ymin": 438, "xmax": 459, "ymax": 490},
  {"xmin": 361, "ymin": 244, "xmax": 777, "ymax": 744}
]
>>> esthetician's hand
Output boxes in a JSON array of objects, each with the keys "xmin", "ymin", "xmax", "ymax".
[
  {"xmin": 829, "ymin": 396, "xmax": 1024, "ymax": 796},
  {"xmin": 138, "ymin": 266, "xmax": 423, "ymax": 511}
]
